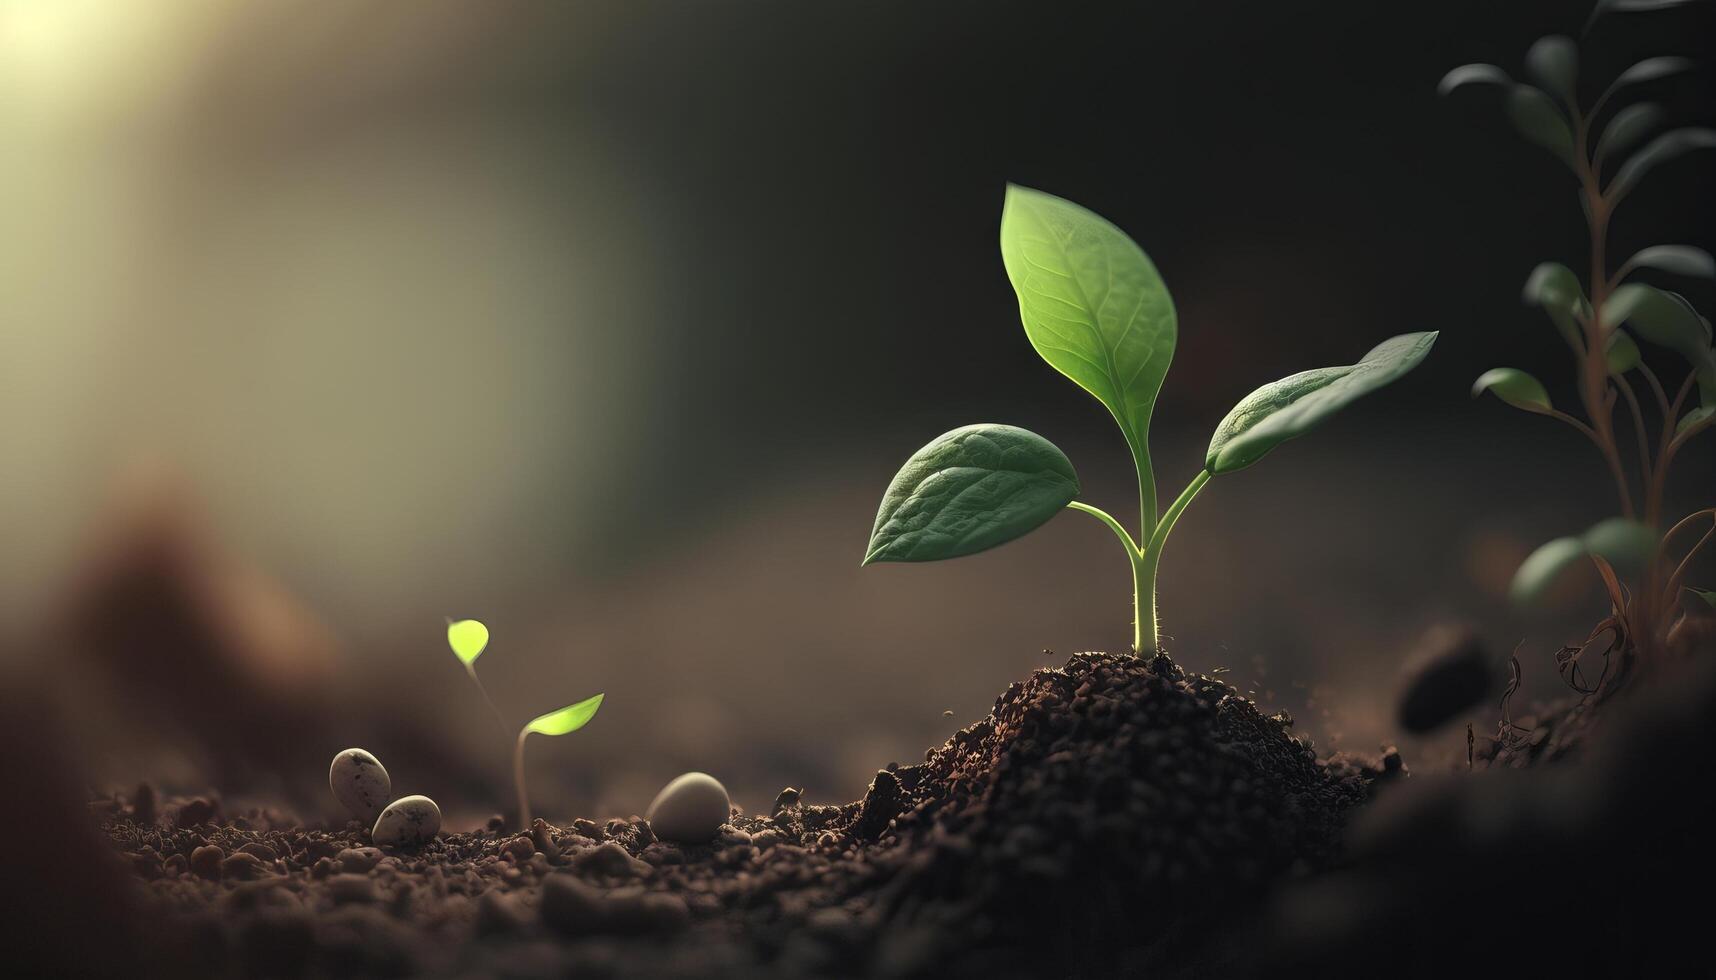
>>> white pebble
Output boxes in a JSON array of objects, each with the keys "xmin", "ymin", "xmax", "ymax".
[
  {"xmin": 328, "ymin": 748, "xmax": 391, "ymax": 824},
  {"xmin": 646, "ymin": 772, "xmax": 730, "ymax": 844},
  {"xmin": 372, "ymin": 795, "xmax": 442, "ymax": 847}
]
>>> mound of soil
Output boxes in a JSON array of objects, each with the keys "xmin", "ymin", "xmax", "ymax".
[{"xmin": 86, "ymin": 652, "xmax": 1391, "ymax": 978}]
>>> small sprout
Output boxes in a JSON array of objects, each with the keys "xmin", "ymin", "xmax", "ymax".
[
  {"xmin": 513, "ymin": 694, "xmax": 604, "ymax": 829},
  {"xmin": 372, "ymin": 795, "xmax": 442, "ymax": 847},
  {"xmin": 328, "ymin": 748, "xmax": 391, "ymax": 824},
  {"xmin": 448, "ymin": 619, "xmax": 509, "ymax": 736},
  {"xmin": 863, "ymin": 185, "xmax": 1434, "ymax": 654},
  {"xmin": 646, "ymin": 772, "xmax": 730, "ymax": 844}
]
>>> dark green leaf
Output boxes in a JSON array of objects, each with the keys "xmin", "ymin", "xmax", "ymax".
[
  {"xmin": 1506, "ymin": 85, "xmax": 1575, "ymax": 163},
  {"xmin": 1000, "ymin": 186, "xmax": 1176, "ymax": 474},
  {"xmin": 1608, "ymin": 55, "xmax": 1695, "ymax": 89},
  {"xmin": 1206, "ymin": 332, "xmax": 1438, "ymax": 475},
  {"xmin": 1510, "ymin": 536, "xmax": 1586, "ymax": 605},
  {"xmin": 1608, "ymin": 284, "xmax": 1715, "ymax": 370},
  {"xmin": 1688, "ymin": 588, "xmax": 1716, "ymax": 610},
  {"xmin": 1522, "ymin": 261, "xmax": 1590, "ymax": 347},
  {"xmin": 1511, "ymin": 518, "xmax": 1659, "ymax": 605},
  {"xmin": 1526, "ymin": 36, "xmax": 1579, "ymax": 105},
  {"xmin": 1606, "ymin": 330, "xmax": 1642, "ymax": 374},
  {"xmin": 1472, "ymin": 368, "xmax": 1553, "ymax": 411},
  {"xmin": 1438, "ymin": 63, "xmax": 1511, "ymax": 96},
  {"xmin": 864, "ymin": 424, "xmax": 1080, "ymax": 564},
  {"xmin": 1595, "ymin": 103, "xmax": 1664, "ymax": 164},
  {"xmin": 1623, "ymin": 244, "xmax": 1715, "ymax": 281},
  {"xmin": 1610, "ymin": 128, "xmax": 1716, "ymax": 199}
]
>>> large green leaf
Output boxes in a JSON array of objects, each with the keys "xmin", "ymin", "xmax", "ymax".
[
  {"xmin": 1623, "ymin": 244, "xmax": 1715, "ymax": 281},
  {"xmin": 1438, "ymin": 63, "xmax": 1511, "ymax": 96},
  {"xmin": 1506, "ymin": 85, "xmax": 1574, "ymax": 163},
  {"xmin": 1473, "ymin": 368, "xmax": 1553, "ymax": 412},
  {"xmin": 1610, "ymin": 128, "xmax": 1716, "ymax": 199},
  {"xmin": 523, "ymin": 694, "xmax": 604, "ymax": 737},
  {"xmin": 1595, "ymin": 103, "xmax": 1664, "ymax": 164},
  {"xmin": 1511, "ymin": 518, "xmax": 1659, "ymax": 605},
  {"xmin": 1522, "ymin": 261, "xmax": 1591, "ymax": 347},
  {"xmin": 1000, "ymin": 186, "xmax": 1176, "ymax": 474},
  {"xmin": 1525, "ymin": 36, "xmax": 1579, "ymax": 106},
  {"xmin": 864, "ymin": 424, "xmax": 1079, "ymax": 564},
  {"xmin": 1205, "ymin": 332, "xmax": 1438, "ymax": 475}
]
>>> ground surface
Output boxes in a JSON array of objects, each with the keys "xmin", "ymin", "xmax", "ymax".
[{"xmin": 89, "ymin": 652, "xmax": 1393, "ymax": 978}]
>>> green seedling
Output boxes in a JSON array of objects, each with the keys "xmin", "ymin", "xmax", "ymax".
[
  {"xmin": 863, "ymin": 185, "xmax": 1436, "ymax": 654},
  {"xmin": 447, "ymin": 620, "xmax": 604, "ymax": 826},
  {"xmin": 513, "ymin": 694, "xmax": 604, "ymax": 829},
  {"xmin": 1442, "ymin": 2, "xmax": 1714, "ymax": 686}
]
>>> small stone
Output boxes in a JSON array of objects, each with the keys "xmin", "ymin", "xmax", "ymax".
[
  {"xmin": 500, "ymin": 837, "xmax": 534, "ymax": 863},
  {"xmin": 132, "ymin": 783, "xmax": 157, "ymax": 825},
  {"xmin": 163, "ymin": 853, "xmax": 187, "ymax": 877},
  {"xmin": 336, "ymin": 847, "xmax": 383, "ymax": 873},
  {"xmin": 177, "ymin": 798, "xmax": 219, "ymax": 828},
  {"xmin": 1397, "ymin": 624, "xmax": 1495, "ymax": 733},
  {"xmin": 190, "ymin": 844, "xmax": 224, "ymax": 880},
  {"xmin": 220, "ymin": 852, "xmax": 272, "ymax": 880},
  {"xmin": 237, "ymin": 842, "xmax": 279, "ymax": 862},
  {"xmin": 771, "ymin": 787, "xmax": 801, "ymax": 816},
  {"xmin": 371, "ymin": 796, "xmax": 440, "ymax": 848},
  {"xmin": 328, "ymin": 749, "xmax": 392, "ymax": 824},
  {"xmin": 573, "ymin": 841, "xmax": 649, "ymax": 878},
  {"xmin": 646, "ymin": 772, "xmax": 730, "ymax": 844}
]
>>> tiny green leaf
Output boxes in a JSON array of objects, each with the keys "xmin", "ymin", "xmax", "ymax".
[
  {"xmin": 1688, "ymin": 588, "xmax": 1716, "ymax": 610},
  {"xmin": 1522, "ymin": 261, "xmax": 1591, "ymax": 348},
  {"xmin": 1506, "ymin": 85, "xmax": 1575, "ymax": 163},
  {"xmin": 1525, "ymin": 36, "xmax": 1579, "ymax": 106},
  {"xmin": 448, "ymin": 619, "xmax": 490, "ymax": 666},
  {"xmin": 523, "ymin": 694, "xmax": 604, "ymax": 737},
  {"xmin": 1623, "ymin": 244, "xmax": 1716, "ymax": 281},
  {"xmin": 1000, "ymin": 186, "xmax": 1176, "ymax": 480},
  {"xmin": 1510, "ymin": 518, "xmax": 1658, "ymax": 605},
  {"xmin": 864, "ymin": 424, "xmax": 1080, "ymax": 564},
  {"xmin": 1473, "ymin": 368, "xmax": 1553, "ymax": 411},
  {"xmin": 1206, "ymin": 332, "xmax": 1438, "ymax": 475},
  {"xmin": 1595, "ymin": 103, "xmax": 1664, "ymax": 164},
  {"xmin": 1610, "ymin": 128, "xmax": 1716, "ymax": 199},
  {"xmin": 1438, "ymin": 63, "xmax": 1512, "ymax": 96},
  {"xmin": 1606, "ymin": 330, "xmax": 1643, "ymax": 374}
]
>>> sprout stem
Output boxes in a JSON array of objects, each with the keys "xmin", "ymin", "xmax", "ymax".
[
  {"xmin": 514, "ymin": 729, "xmax": 533, "ymax": 830},
  {"xmin": 465, "ymin": 663, "xmax": 512, "ymax": 739},
  {"xmin": 1067, "ymin": 470, "xmax": 1212, "ymax": 656}
]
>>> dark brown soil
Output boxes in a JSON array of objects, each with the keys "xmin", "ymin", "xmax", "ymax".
[{"xmin": 85, "ymin": 652, "xmax": 1393, "ymax": 978}]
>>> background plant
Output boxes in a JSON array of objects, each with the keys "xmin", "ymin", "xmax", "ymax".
[
  {"xmin": 1445, "ymin": 0, "xmax": 1715, "ymax": 693},
  {"xmin": 863, "ymin": 185, "xmax": 1435, "ymax": 655}
]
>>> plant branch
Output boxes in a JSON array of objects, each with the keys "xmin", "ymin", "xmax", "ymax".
[
  {"xmin": 513, "ymin": 729, "xmax": 533, "ymax": 830},
  {"xmin": 1614, "ymin": 376, "xmax": 1657, "ymax": 521},
  {"xmin": 465, "ymin": 664, "xmax": 513, "ymax": 739},
  {"xmin": 1067, "ymin": 501, "xmax": 1149, "ymax": 654}
]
